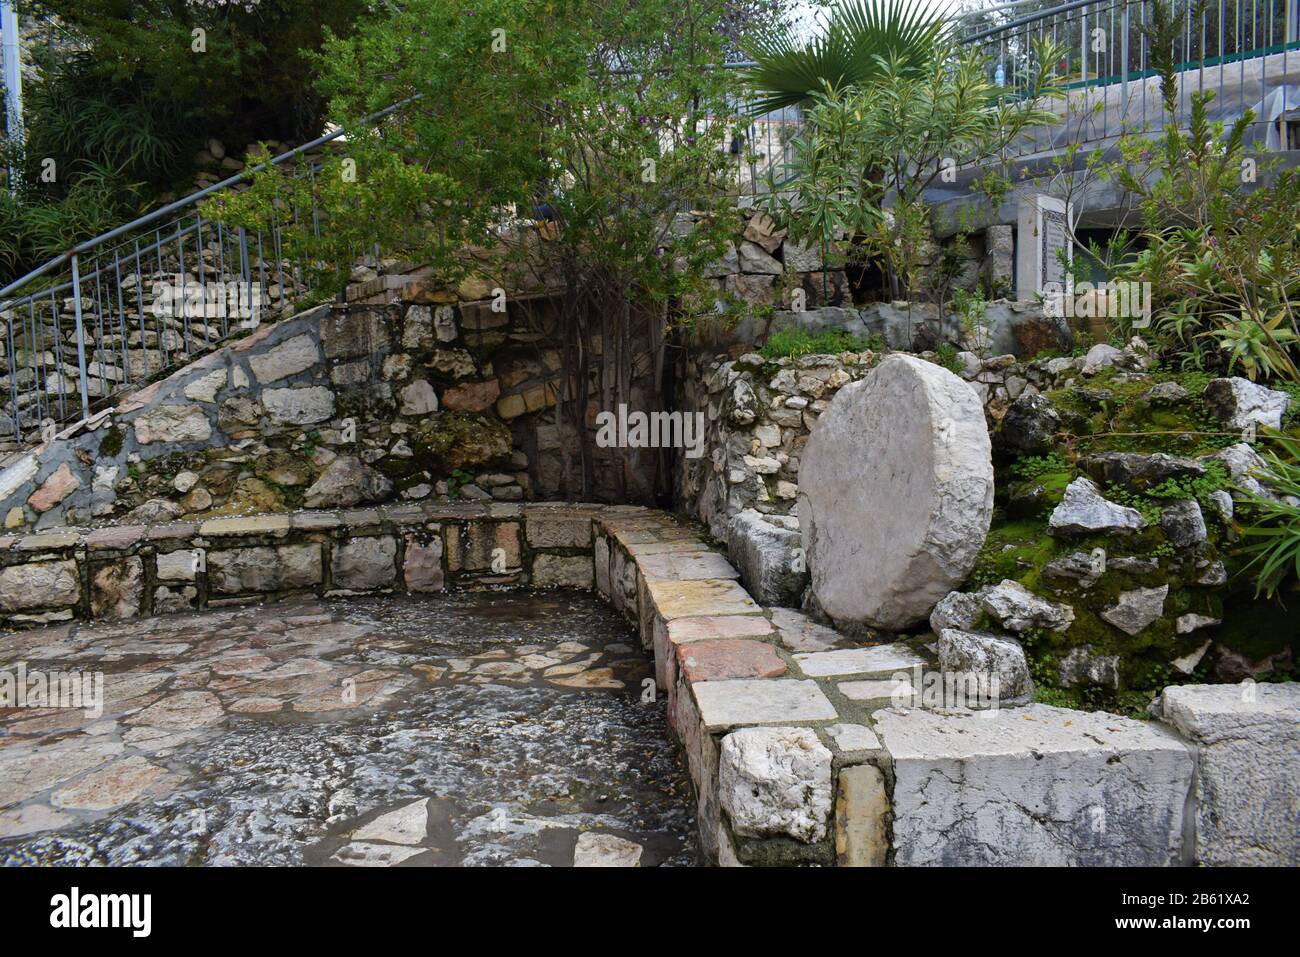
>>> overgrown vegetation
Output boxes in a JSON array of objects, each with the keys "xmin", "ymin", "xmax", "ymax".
[
  {"xmin": 759, "ymin": 327, "xmax": 879, "ymax": 359},
  {"xmin": 750, "ymin": 0, "xmax": 1063, "ymax": 302},
  {"xmin": 206, "ymin": 0, "xmax": 760, "ymax": 502},
  {"xmin": 0, "ymin": 1, "xmax": 367, "ymax": 283},
  {"xmin": 1237, "ymin": 431, "xmax": 1300, "ymax": 599},
  {"xmin": 1059, "ymin": 0, "xmax": 1300, "ymax": 384}
]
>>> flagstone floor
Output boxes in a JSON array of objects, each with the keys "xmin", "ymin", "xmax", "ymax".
[{"xmin": 0, "ymin": 590, "xmax": 698, "ymax": 866}]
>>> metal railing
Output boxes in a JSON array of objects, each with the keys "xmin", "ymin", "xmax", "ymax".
[
  {"xmin": 0, "ymin": 97, "xmax": 417, "ymax": 446},
  {"xmin": 957, "ymin": 0, "xmax": 1300, "ymax": 157}
]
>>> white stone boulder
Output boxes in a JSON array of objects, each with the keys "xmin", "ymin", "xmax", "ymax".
[
  {"xmin": 1203, "ymin": 376, "xmax": 1289, "ymax": 430},
  {"xmin": 798, "ymin": 354, "xmax": 993, "ymax": 629},
  {"xmin": 1048, "ymin": 477, "xmax": 1145, "ymax": 537},
  {"xmin": 980, "ymin": 580, "xmax": 1074, "ymax": 633},
  {"xmin": 929, "ymin": 589, "xmax": 983, "ymax": 633},
  {"xmin": 1101, "ymin": 584, "xmax": 1168, "ymax": 636},
  {"xmin": 875, "ymin": 704, "xmax": 1194, "ymax": 865},
  {"xmin": 1156, "ymin": 682, "xmax": 1299, "ymax": 865},
  {"xmin": 303, "ymin": 456, "xmax": 393, "ymax": 508},
  {"xmin": 935, "ymin": 628, "xmax": 1035, "ymax": 704},
  {"xmin": 573, "ymin": 832, "xmax": 643, "ymax": 867},
  {"xmin": 719, "ymin": 726, "xmax": 833, "ymax": 843}
]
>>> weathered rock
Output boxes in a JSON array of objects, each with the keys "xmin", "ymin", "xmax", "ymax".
[
  {"xmin": 0, "ymin": 559, "xmax": 80, "ymax": 611},
  {"xmin": 351, "ymin": 798, "xmax": 428, "ymax": 845},
  {"xmin": 532, "ymin": 553, "xmax": 593, "ymax": 588},
  {"xmin": 929, "ymin": 589, "xmax": 983, "ymax": 632},
  {"xmin": 573, "ymin": 832, "xmax": 643, "ymax": 867},
  {"xmin": 691, "ymin": 678, "xmax": 838, "ymax": 731},
  {"xmin": 248, "ymin": 333, "xmax": 320, "ymax": 384},
  {"xmin": 440, "ymin": 379, "xmax": 500, "ymax": 413},
  {"xmin": 133, "ymin": 404, "xmax": 212, "ymax": 444},
  {"xmin": 1157, "ymin": 683, "xmax": 1300, "ymax": 866},
  {"xmin": 331, "ymin": 536, "xmax": 398, "ymax": 591},
  {"xmin": 1213, "ymin": 645, "xmax": 1291, "ymax": 682},
  {"xmin": 126, "ymin": 498, "xmax": 185, "ymax": 524},
  {"xmin": 1204, "ymin": 376, "xmax": 1289, "ymax": 430},
  {"xmin": 403, "ymin": 536, "xmax": 444, "ymax": 592},
  {"xmin": 303, "ymin": 456, "xmax": 393, "ymax": 508},
  {"xmin": 876, "ymin": 704, "xmax": 1193, "ymax": 865},
  {"xmin": 262, "ymin": 386, "xmax": 335, "ymax": 425},
  {"xmin": 995, "ymin": 394, "xmax": 1060, "ymax": 455},
  {"xmin": 1101, "ymin": 584, "xmax": 1168, "ymax": 636},
  {"xmin": 208, "ymin": 544, "xmax": 322, "ymax": 594},
  {"xmin": 738, "ymin": 241, "xmax": 782, "ymax": 274},
  {"xmin": 1048, "ymin": 477, "xmax": 1145, "ymax": 537},
  {"xmin": 399, "ymin": 379, "xmax": 439, "ymax": 415},
  {"xmin": 980, "ymin": 580, "xmax": 1074, "ymax": 633},
  {"xmin": 1204, "ymin": 443, "xmax": 1280, "ymax": 500},
  {"xmin": 1042, "ymin": 551, "xmax": 1105, "ymax": 588},
  {"xmin": 719, "ymin": 726, "xmax": 833, "ymax": 843},
  {"xmin": 726, "ymin": 509, "xmax": 807, "ymax": 607},
  {"xmin": 1175, "ymin": 614, "xmax": 1220, "ymax": 636},
  {"xmin": 183, "ymin": 367, "xmax": 227, "ymax": 402},
  {"xmin": 1144, "ymin": 381, "xmax": 1189, "ymax": 404},
  {"xmin": 1058, "ymin": 644, "xmax": 1121, "ymax": 688},
  {"xmin": 1080, "ymin": 342, "xmax": 1124, "ymax": 375},
  {"xmin": 410, "ymin": 412, "xmax": 512, "ymax": 472},
  {"xmin": 1170, "ymin": 638, "xmax": 1212, "ymax": 674},
  {"xmin": 782, "ymin": 238, "xmax": 826, "ymax": 273},
  {"xmin": 1080, "ymin": 451, "xmax": 1206, "ymax": 491},
  {"xmin": 91, "ymin": 558, "xmax": 143, "ymax": 619},
  {"xmin": 1160, "ymin": 499, "xmax": 1207, "ymax": 548},
  {"xmin": 132, "ymin": 690, "xmax": 225, "ymax": 730},
  {"xmin": 799, "ymin": 354, "xmax": 993, "ymax": 629},
  {"xmin": 935, "ymin": 628, "xmax": 1035, "ymax": 703},
  {"xmin": 834, "ymin": 763, "xmax": 889, "ymax": 867},
  {"xmin": 50, "ymin": 756, "xmax": 178, "ymax": 811},
  {"xmin": 28, "ymin": 463, "xmax": 80, "ymax": 513}
]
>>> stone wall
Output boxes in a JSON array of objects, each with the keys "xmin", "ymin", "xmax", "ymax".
[
  {"xmin": 678, "ymin": 328, "xmax": 1297, "ymax": 695},
  {"xmin": 0, "ymin": 495, "xmax": 1290, "ymax": 866},
  {"xmin": 677, "ymin": 319, "xmax": 1068, "ymax": 542},
  {"xmin": 0, "ymin": 271, "xmax": 670, "ymax": 531},
  {"xmin": 0, "ymin": 501, "xmax": 613, "ymax": 627},
  {"xmin": 588, "ymin": 507, "xmax": 1297, "ymax": 867}
]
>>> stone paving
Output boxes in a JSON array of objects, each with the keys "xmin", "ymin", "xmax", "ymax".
[{"xmin": 0, "ymin": 590, "xmax": 697, "ymax": 866}]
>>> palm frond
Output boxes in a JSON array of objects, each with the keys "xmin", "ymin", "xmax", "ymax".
[{"xmin": 742, "ymin": 0, "xmax": 952, "ymax": 115}]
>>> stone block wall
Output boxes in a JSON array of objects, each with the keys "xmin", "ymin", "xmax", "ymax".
[
  {"xmin": 0, "ymin": 501, "xmax": 614, "ymax": 627},
  {"xmin": 0, "ymin": 271, "xmax": 670, "ymax": 531},
  {"xmin": 0, "ymin": 496, "xmax": 1290, "ymax": 867}
]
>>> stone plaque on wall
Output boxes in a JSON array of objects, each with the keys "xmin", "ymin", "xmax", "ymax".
[{"xmin": 1015, "ymin": 194, "xmax": 1073, "ymax": 301}]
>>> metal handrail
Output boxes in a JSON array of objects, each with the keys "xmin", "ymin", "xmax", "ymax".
[{"xmin": 0, "ymin": 95, "xmax": 420, "ymax": 307}]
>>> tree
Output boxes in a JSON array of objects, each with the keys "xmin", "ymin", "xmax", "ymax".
[
  {"xmin": 770, "ymin": 37, "xmax": 1064, "ymax": 300},
  {"xmin": 212, "ymin": 0, "xmax": 745, "ymax": 502}
]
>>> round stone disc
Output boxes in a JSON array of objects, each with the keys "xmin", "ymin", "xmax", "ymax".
[{"xmin": 798, "ymin": 354, "xmax": 993, "ymax": 629}]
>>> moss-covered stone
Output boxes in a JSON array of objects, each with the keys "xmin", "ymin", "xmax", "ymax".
[
  {"xmin": 98, "ymin": 425, "xmax": 124, "ymax": 458},
  {"xmin": 409, "ymin": 411, "xmax": 511, "ymax": 473}
]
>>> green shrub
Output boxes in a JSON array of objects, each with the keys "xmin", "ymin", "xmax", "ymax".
[
  {"xmin": 1236, "ymin": 431, "xmax": 1300, "ymax": 598},
  {"xmin": 759, "ymin": 327, "xmax": 879, "ymax": 359}
]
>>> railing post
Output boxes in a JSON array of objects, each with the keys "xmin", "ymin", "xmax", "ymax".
[
  {"xmin": 70, "ymin": 253, "xmax": 91, "ymax": 421},
  {"xmin": 1121, "ymin": 1, "xmax": 1130, "ymax": 110}
]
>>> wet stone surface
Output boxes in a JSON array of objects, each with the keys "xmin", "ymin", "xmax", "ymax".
[{"xmin": 0, "ymin": 591, "xmax": 698, "ymax": 867}]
